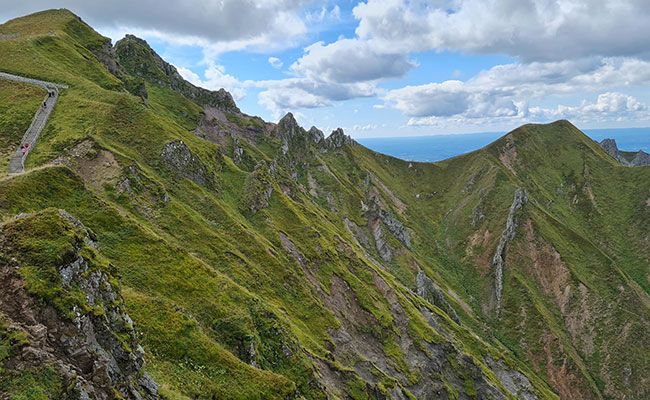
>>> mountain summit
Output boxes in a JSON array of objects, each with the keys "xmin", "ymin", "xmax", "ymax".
[{"xmin": 0, "ymin": 9, "xmax": 648, "ymax": 400}]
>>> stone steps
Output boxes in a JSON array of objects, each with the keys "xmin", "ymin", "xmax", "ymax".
[{"xmin": 0, "ymin": 72, "xmax": 67, "ymax": 174}]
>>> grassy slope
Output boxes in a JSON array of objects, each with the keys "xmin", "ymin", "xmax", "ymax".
[
  {"xmin": 0, "ymin": 9, "xmax": 647, "ymax": 400},
  {"xmin": 312, "ymin": 120, "xmax": 649, "ymax": 399}
]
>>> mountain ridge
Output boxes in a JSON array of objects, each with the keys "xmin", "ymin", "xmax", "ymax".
[{"xmin": 0, "ymin": 9, "xmax": 648, "ymax": 400}]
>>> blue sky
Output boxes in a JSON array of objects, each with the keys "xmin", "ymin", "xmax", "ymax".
[{"xmin": 4, "ymin": 1, "xmax": 650, "ymax": 138}]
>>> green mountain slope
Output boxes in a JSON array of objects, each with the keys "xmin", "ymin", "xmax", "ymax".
[{"xmin": 0, "ymin": 9, "xmax": 647, "ymax": 400}]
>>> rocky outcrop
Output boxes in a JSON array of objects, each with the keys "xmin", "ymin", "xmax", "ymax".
[
  {"xmin": 91, "ymin": 37, "xmax": 122, "ymax": 77},
  {"xmin": 599, "ymin": 138, "xmax": 650, "ymax": 166},
  {"xmin": 242, "ymin": 161, "xmax": 274, "ymax": 213},
  {"xmin": 231, "ymin": 134, "xmax": 245, "ymax": 164},
  {"xmin": 631, "ymin": 150, "xmax": 650, "ymax": 166},
  {"xmin": 276, "ymin": 112, "xmax": 302, "ymax": 140},
  {"xmin": 485, "ymin": 356, "xmax": 538, "ymax": 400},
  {"xmin": 325, "ymin": 128, "xmax": 355, "ymax": 149},
  {"xmin": 367, "ymin": 195, "xmax": 411, "ymax": 248},
  {"xmin": 115, "ymin": 35, "xmax": 238, "ymax": 112},
  {"xmin": 416, "ymin": 270, "xmax": 460, "ymax": 323},
  {"xmin": 599, "ymin": 138, "xmax": 620, "ymax": 160},
  {"xmin": 0, "ymin": 209, "xmax": 159, "ymax": 400},
  {"xmin": 369, "ymin": 217, "xmax": 392, "ymax": 262},
  {"xmin": 492, "ymin": 189, "xmax": 527, "ymax": 316},
  {"xmin": 160, "ymin": 140, "xmax": 210, "ymax": 186},
  {"xmin": 308, "ymin": 126, "xmax": 325, "ymax": 144}
]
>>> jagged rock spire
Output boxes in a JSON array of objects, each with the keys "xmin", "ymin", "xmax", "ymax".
[
  {"xmin": 308, "ymin": 126, "xmax": 324, "ymax": 144},
  {"xmin": 277, "ymin": 112, "xmax": 301, "ymax": 136},
  {"xmin": 325, "ymin": 128, "xmax": 355, "ymax": 149}
]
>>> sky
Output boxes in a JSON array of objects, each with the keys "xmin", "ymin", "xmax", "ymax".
[{"xmin": 4, "ymin": 1, "xmax": 650, "ymax": 138}]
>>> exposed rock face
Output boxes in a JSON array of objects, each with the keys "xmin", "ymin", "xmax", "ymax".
[
  {"xmin": 485, "ymin": 356, "xmax": 538, "ymax": 400},
  {"xmin": 243, "ymin": 161, "xmax": 274, "ymax": 213},
  {"xmin": 415, "ymin": 270, "xmax": 460, "ymax": 323},
  {"xmin": 91, "ymin": 37, "xmax": 122, "ymax": 77},
  {"xmin": 0, "ymin": 210, "xmax": 159, "ymax": 400},
  {"xmin": 160, "ymin": 140, "xmax": 209, "ymax": 186},
  {"xmin": 367, "ymin": 194, "xmax": 411, "ymax": 248},
  {"xmin": 115, "ymin": 35, "xmax": 238, "ymax": 112},
  {"xmin": 308, "ymin": 126, "xmax": 324, "ymax": 144},
  {"xmin": 369, "ymin": 217, "xmax": 392, "ymax": 262},
  {"xmin": 231, "ymin": 134, "xmax": 245, "ymax": 164},
  {"xmin": 600, "ymin": 138, "xmax": 620, "ymax": 159},
  {"xmin": 325, "ymin": 128, "xmax": 355, "ymax": 149},
  {"xmin": 631, "ymin": 150, "xmax": 650, "ymax": 166},
  {"xmin": 599, "ymin": 138, "xmax": 650, "ymax": 166},
  {"xmin": 492, "ymin": 188, "xmax": 527, "ymax": 316},
  {"xmin": 276, "ymin": 112, "xmax": 302, "ymax": 140}
]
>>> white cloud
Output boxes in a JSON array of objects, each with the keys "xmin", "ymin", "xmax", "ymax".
[
  {"xmin": 353, "ymin": 0, "xmax": 650, "ymax": 61},
  {"xmin": 530, "ymin": 92, "xmax": 648, "ymax": 122},
  {"xmin": 256, "ymin": 78, "xmax": 376, "ymax": 118},
  {"xmin": 305, "ymin": 5, "xmax": 341, "ymax": 24},
  {"xmin": 291, "ymin": 39, "xmax": 415, "ymax": 83},
  {"xmin": 254, "ymin": 37, "xmax": 414, "ymax": 116},
  {"xmin": 268, "ymin": 57, "xmax": 283, "ymax": 69},
  {"xmin": 383, "ymin": 57, "xmax": 650, "ymax": 126}
]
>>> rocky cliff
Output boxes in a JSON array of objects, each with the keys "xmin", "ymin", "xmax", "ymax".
[
  {"xmin": 0, "ymin": 209, "xmax": 159, "ymax": 399},
  {"xmin": 599, "ymin": 138, "xmax": 650, "ymax": 166}
]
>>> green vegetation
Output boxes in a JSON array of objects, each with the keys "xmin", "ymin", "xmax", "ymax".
[{"xmin": 0, "ymin": 8, "xmax": 647, "ymax": 400}]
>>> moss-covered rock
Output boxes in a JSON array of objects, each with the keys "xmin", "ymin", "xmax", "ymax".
[{"xmin": 0, "ymin": 209, "xmax": 159, "ymax": 399}]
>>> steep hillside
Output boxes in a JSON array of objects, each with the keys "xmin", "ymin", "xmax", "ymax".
[{"xmin": 0, "ymin": 9, "xmax": 648, "ymax": 400}]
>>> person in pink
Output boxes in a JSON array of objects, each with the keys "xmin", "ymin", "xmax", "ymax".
[{"xmin": 21, "ymin": 143, "xmax": 29, "ymax": 156}]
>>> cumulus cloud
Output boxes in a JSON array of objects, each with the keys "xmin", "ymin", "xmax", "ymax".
[
  {"xmin": 530, "ymin": 92, "xmax": 648, "ymax": 122},
  {"xmin": 255, "ymin": 78, "xmax": 376, "ymax": 118},
  {"xmin": 252, "ymin": 0, "xmax": 650, "ymax": 121},
  {"xmin": 268, "ymin": 57, "xmax": 283, "ymax": 69},
  {"xmin": 291, "ymin": 39, "xmax": 415, "ymax": 83},
  {"xmin": 2, "ymin": 0, "xmax": 309, "ymax": 53},
  {"xmin": 384, "ymin": 57, "xmax": 650, "ymax": 126},
  {"xmin": 353, "ymin": 0, "xmax": 650, "ymax": 61},
  {"xmin": 256, "ymin": 37, "xmax": 414, "ymax": 116}
]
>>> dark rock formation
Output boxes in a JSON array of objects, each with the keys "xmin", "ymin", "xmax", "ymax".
[
  {"xmin": 367, "ymin": 195, "xmax": 411, "ymax": 248},
  {"xmin": 91, "ymin": 38, "xmax": 122, "ymax": 77},
  {"xmin": 160, "ymin": 140, "xmax": 209, "ymax": 186},
  {"xmin": 485, "ymin": 356, "xmax": 538, "ymax": 400},
  {"xmin": 0, "ymin": 210, "xmax": 159, "ymax": 400},
  {"xmin": 325, "ymin": 128, "xmax": 355, "ymax": 149},
  {"xmin": 599, "ymin": 138, "xmax": 650, "ymax": 166},
  {"xmin": 115, "ymin": 35, "xmax": 238, "ymax": 112},
  {"xmin": 599, "ymin": 138, "xmax": 619, "ymax": 160},
  {"xmin": 276, "ymin": 112, "xmax": 302, "ymax": 140},
  {"xmin": 416, "ymin": 270, "xmax": 460, "ymax": 323},
  {"xmin": 631, "ymin": 150, "xmax": 650, "ymax": 166},
  {"xmin": 308, "ymin": 126, "xmax": 325, "ymax": 144}
]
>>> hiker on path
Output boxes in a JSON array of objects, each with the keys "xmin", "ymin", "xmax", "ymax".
[{"xmin": 21, "ymin": 143, "xmax": 29, "ymax": 157}]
